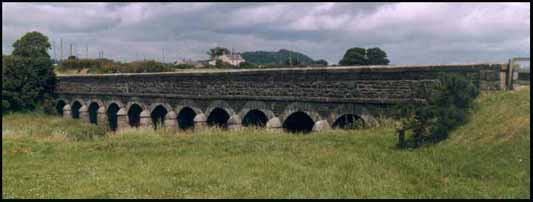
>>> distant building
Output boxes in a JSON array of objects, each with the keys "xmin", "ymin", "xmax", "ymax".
[{"xmin": 209, "ymin": 52, "xmax": 246, "ymax": 66}]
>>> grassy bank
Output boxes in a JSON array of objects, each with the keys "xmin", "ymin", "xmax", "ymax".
[{"xmin": 2, "ymin": 87, "xmax": 530, "ymax": 198}]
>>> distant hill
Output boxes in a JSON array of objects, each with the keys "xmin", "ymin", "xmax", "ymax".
[{"xmin": 241, "ymin": 49, "xmax": 315, "ymax": 65}]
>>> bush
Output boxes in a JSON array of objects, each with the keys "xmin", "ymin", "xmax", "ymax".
[
  {"xmin": 2, "ymin": 55, "xmax": 55, "ymax": 114},
  {"xmin": 396, "ymin": 74, "xmax": 480, "ymax": 148}
]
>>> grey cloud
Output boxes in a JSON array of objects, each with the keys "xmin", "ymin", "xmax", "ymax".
[{"xmin": 2, "ymin": 2, "xmax": 530, "ymax": 65}]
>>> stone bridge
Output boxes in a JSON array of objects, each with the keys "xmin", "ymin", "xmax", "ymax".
[{"xmin": 54, "ymin": 64, "xmax": 506, "ymax": 133}]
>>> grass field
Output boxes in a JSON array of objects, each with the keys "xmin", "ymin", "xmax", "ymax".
[{"xmin": 2, "ymin": 87, "xmax": 530, "ymax": 198}]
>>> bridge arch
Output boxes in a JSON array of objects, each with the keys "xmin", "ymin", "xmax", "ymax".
[
  {"xmin": 87, "ymin": 99, "xmax": 105, "ymax": 125},
  {"xmin": 126, "ymin": 101, "xmax": 146, "ymax": 128},
  {"xmin": 176, "ymin": 106, "xmax": 201, "ymax": 130},
  {"xmin": 106, "ymin": 102, "xmax": 121, "ymax": 131},
  {"xmin": 105, "ymin": 100, "xmax": 125, "ymax": 109},
  {"xmin": 88, "ymin": 102, "xmax": 100, "ymax": 124},
  {"xmin": 282, "ymin": 111, "xmax": 315, "ymax": 133},
  {"xmin": 205, "ymin": 100, "xmax": 236, "ymax": 117},
  {"xmin": 329, "ymin": 104, "xmax": 377, "ymax": 128},
  {"xmin": 280, "ymin": 102, "xmax": 321, "ymax": 124},
  {"xmin": 149, "ymin": 103, "xmax": 171, "ymax": 130},
  {"xmin": 70, "ymin": 100, "xmax": 84, "ymax": 119},
  {"xmin": 207, "ymin": 107, "xmax": 231, "ymax": 128},
  {"xmin": 280, "ymin": 103, "xmax": 322, "ymax": 134},
  {"xmin": 55, "ymin": 99, "xmax": 68, "ymax": 116},
  {"xmin": 239, "ymin": 101, "xmax": 275, "ymax": 128},
  {"xmin": 205, "ymin": 100, "xmax": 236, "ymax": 129}
]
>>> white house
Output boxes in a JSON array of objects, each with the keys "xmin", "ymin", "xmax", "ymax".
[{"xmin": 209, "ymin": 52, "xmax": 246, "ymax": 66}]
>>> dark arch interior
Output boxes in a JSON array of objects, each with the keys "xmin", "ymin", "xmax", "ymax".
[
  {"xmin": 242, "ymin": 110, "xmax": 268, "ymax": 128},
  {"xmin": 107, "ymin": 103, "xmax": 119, "ymax": 131},
  {"xmin": 151, "ymin": 105, "xmax": 168, "ymax": 130},
  {"xmin": 332, "ymin": 114, "xmax": 365, "ymax": 129},
  {"xmin": 178, "ymin": 107, "xmax": 196, "ymax": 130},
  {"xmin": 88, "ymin": 103, "xmax": 99, "ymax": 125},
  {"xmin": 56, "ymin": 100, "xmax": 66, "ymax": 116},
  {"xmin": 283, "ymin": 111, "xmax": 315, "ymax": 134},
  {"xmin": 207, "ymin": 108, "xmax": 230, "ymax": 128},
  {"xmin": 71, "ymin": 101, "xmax": 82, "ymax": 119},
  {"xmin": 128, "ymin": 104, "xmax": 143, "ymax": 128}
]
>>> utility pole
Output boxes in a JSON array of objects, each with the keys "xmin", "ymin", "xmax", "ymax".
[
  {"xmin": 86, "ymin": 44, "xmax": 88, "ymax": 59},
  {"xmin": 162, "ymin": 48, "xmax": 165, "ymax": 63},
  {"xmin": 52, "ymin": 40, "xmax": 57, "ymax": 62},
  {"xmin": 70, "ymin": 43, "xmax": 73, "ymax": 58},
  {"xmin": 60, "ymin": 38, "xmax": 63, "ymax": 61}
]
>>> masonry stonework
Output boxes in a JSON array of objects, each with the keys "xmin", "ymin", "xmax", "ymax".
[{"xmin": 54, "ymin": 64, "xmax": 504, "ymax": 132}]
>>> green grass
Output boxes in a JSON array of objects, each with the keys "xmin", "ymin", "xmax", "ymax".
[{"xmin": 2, "ymin": 87, "xmax": 530, "ymax": 198}]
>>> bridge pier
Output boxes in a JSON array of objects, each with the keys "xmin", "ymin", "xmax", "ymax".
[
  {"xmin": 266, "ymin": 117, "xmax": 282, "ymax": 133},
  {"xmin": 139, "ymin": 110, "xmax": 152, "ymax": 129},
  {"xmin": 116, "ymin": 108, "xmax": 128, "ymax": 132},
  {"xmin": 63, "ymin": 105, "xmax": 72, "ymax": 119},
  {"xmin": 97, "ymin": 107, "xmax": 108, "ymax": 130},
  {"xmin": 164, "ymin": 111, "xmax": 178, "ymax": 131},
  {"xmin": 312, "ymin": 120, "xmax": 331, "ymax": 132},
  {"xmin": 193, "ymin": 113, "xmax": 207, "ymax": 129},
  {"xmin": 79, "ymin": 105, "xmax": 89, "ymax": 122},
  {"xmin": 227, "ymin": 115, "xmax": 242, "ymax": 130}
]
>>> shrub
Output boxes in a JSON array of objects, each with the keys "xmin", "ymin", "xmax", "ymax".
[
  {"xmin": 396, "ymin": 74, "xmax": 480, "ymax": 148},
  {"xmin": 2, "ymin": 55, "xmax": 55, "ymax": 114}
]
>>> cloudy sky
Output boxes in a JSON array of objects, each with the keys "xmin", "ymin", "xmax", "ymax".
[{"xmin": 2, "ymin": 2, "xmax": 530, "ymax": 65}]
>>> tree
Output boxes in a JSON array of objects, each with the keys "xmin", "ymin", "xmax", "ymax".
[
  {"xmin": 339, "ymin": 47, "xmax": 391, "ymax": 66},
  {"xmin": 313, "ymin": 59, "xmax": 328, "ymax": 66},
  {"xmin": 12, "ymin": 31, "xmax": 51, "ymax": 58},
  {"xmin": 207, "ymin": 47, "xmax": 230, "ymax": 59},
  {"xmin": 2, "ymin": 32, "xmax": 56, "ymax": 114},
  {"xmin": 366, "ymin": 47, "xmax": 390, "ymax": 65},
  {"xmin": 339, "ymin": 47, "xmax": 367, "ymax": 66}
]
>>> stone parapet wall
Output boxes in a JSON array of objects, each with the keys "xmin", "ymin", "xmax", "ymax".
[{"xmin": 56, "ymin": 64, "xmax": 504, "ymax": 105}]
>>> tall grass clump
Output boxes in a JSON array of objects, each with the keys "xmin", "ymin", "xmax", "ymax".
[{"xmin": 2, "ymin": 112, "xmax": 105, "ymax": 141}]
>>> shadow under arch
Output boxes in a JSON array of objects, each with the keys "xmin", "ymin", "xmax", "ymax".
[
  {"xmin": 107, "ymin": 103, "xmax": 120, "ymax": 131},
  {"xmin": 55, "ymin": 100, "xmax": 67, "ymax": 116},
  {"xmin": 242, "ymin": 109, "xmax": 268, "ymax": 128},
  {"xmin": 177, "ymin": 107, "xmax": 197, "ymax": 130},
  {"xmin": 282, "ymin": 111, "xmax": 315, "ymax": 134},
  {"xmin": 151, "ymin": 105, "xmax": 168, "ymax": 130},
  {"xmin": 71, "ymin": 101, "xmax": 82, "ymax": 119},
  {"xmin": 128, "ymin": 103, "xmax": 143, "ymax": 128},
  {"xmin": 88, "ymin": 102, "xmax": 100, "ymax": 124},
  {"xmin": 207, "ymin": 107, "xmax": 230, "ymax": 129}
]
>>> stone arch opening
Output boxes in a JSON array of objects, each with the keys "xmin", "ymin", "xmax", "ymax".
[
  {"xmin": 151, "ymin": 105, "xmax": 168, "ymax": 130},
  {"xmin": 242, "ymin": 109, "xmax": 268, "ymax": 128},
  {"xmin": 128, "ymin": 104, "xmax": 143, "ymax": 128},
  {"xmin": 332, "ymin": 114, "xmax": 365, "ymax": 129},
  {"xmin": 178, "ymin": 107, "xmax": 197, "ymax": 130},
  {"xmin": 283, "ymin": 111, "xmax": 315, "ymax": 134},
  {"xmin": 71, "ymin": 101, "xmax": 82, "ymax": 119},
  {"xmin": 207, "ymin": 108, "xmax": 230, "ymax": 128},
  {"xmin": 107, "ymin": 103, "xmax": 120, "ymax": 131},
  {"xmin": 56, "ymin": 100, "xmax": 66, "ymax": 116},
  {"xmin": 88, "ymin": 102, "xmax": 99, "ymax": 125}
]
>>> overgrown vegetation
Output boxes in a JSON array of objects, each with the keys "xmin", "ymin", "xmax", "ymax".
[
  {"xmin": 2, "ymin": 87, "xmax": 530, "ymax": 198},
  {"xmin": 396, "ymin": 74, "xmax": 480, "ymax": 148},
  {"xmin": 2, "ymin": 32, "xmax": 56, "ymax": 114},
  {"xmin": 56, "ymin": 58, "xmax": 176, "ymax": 74}
]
